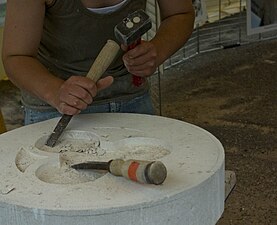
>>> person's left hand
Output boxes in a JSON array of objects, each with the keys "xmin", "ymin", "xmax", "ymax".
[{"xmin": 122, "ymin": 41, "xmax": 158, "ymax": 77}]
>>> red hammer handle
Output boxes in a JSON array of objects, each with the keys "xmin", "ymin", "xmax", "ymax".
[{"xmin": 127, "ymin": 38, "xmax": 145, "ymax": 87}]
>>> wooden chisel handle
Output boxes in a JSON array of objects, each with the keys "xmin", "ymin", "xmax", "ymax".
[
  {"xmin": 86, "ymin": 40, "xmax": 120, "ymax": 81},
  {"xmin": 45, "ymin": 40, "xmax": 120, "ymax": 147}
]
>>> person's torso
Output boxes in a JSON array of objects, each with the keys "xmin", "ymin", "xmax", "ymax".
[
  {"xmin": 23, "ymin": 0, "xmax": 149, "ymax": 109},
  {"xmin": 39, "ymin": 0, "xmax": 146, "ymax": 78}
]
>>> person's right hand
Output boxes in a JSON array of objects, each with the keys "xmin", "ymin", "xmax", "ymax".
[{"xmin": 53, "ymin": 75, "xmax": 113, "ymax": 115}]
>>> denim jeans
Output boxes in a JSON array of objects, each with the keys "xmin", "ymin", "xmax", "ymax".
[{"xmin": 24, "ymin": 92, "xmax": 155, "ymax": 125}]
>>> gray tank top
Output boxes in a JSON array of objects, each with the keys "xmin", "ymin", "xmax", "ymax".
[{"xmin": 22, "ymin": 0, "xmax": 148, "ymax": 110}]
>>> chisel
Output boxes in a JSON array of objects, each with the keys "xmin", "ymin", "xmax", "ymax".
[
  {"xmin": 71, "ymin": 159, "xmax": 167, "ymax": 185},
  {"xmin": 45, "ymin": 40, "xmax": 120, "ymax": 147}
]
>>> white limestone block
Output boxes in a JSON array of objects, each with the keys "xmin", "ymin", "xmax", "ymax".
[{"xmin": 0, "ymin": 113, "xmax": 225, "ymax": 225}]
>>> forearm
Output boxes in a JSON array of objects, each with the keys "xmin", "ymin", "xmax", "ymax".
[
  {"xmin": 3, "ymin": 55, "xmax": 63, "ymax": 108},
  {"xmin": 151, "ymin": 10, "xmax": 195, "ymax": 66},
  {"xmin": 3, "ymin": 55, "xmax": 114, "ymax": 115}
]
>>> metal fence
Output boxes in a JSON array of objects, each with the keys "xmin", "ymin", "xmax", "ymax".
[{"xmin": 147, "ymin": 0, "xmax": 277, "ymax": 114}]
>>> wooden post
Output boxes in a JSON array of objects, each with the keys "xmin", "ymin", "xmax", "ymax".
[{"xmin": 0, "ymin": 109, "xmax": 6, "ymax": 134}]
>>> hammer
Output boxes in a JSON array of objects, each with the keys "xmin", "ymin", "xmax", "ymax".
[{"xmin": 114, "ymin": 9, "xmax": 152, "ymax": 87}]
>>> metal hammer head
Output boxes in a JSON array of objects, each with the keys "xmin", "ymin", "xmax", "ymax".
[{"xmin": 114, "ymin": 9, "xmax": 152, "ymax": 46}]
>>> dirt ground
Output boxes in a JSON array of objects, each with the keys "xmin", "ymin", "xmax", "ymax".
[
  {"xmin": 160, "ymin": 39, "xmax": 277, "ymax": 225},
  {"xmin": 0, "ymin": 39, "xmax": 276, "ymax": 224}
]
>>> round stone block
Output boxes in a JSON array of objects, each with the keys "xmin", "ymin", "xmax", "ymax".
[{"xmin": 0, "ymin": 113, "xmax": 224, "ymax": 225}]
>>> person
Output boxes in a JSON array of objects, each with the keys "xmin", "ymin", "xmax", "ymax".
[{"xmin": 2, "ymin": 0, "xmax": 195, "ymax": 125}]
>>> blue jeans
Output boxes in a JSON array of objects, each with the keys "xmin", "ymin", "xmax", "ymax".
[{"xmin": 24, "ymin": 92, "xmax": 155, "ymax": 125}]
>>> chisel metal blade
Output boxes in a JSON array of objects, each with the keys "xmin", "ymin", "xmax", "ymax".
[
  {"xmin": 45, "ymin": 114, "xmax": 73, "ymax": 147},
  {"xmin": 71, "ymin": 161, "xmax": 109, "ymax": 171}
]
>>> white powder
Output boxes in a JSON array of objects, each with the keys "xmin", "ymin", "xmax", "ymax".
[{"xmin": 19, "ymin": 131, "xmax": 171, "ymax": 185}]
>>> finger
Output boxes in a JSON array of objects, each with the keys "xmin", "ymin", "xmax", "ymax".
[
  {"xmin": 96, "ymin": 76, "xmax": 114, "ymax": 91},
  {"xmin": 69, "ymin": 77, "xmax": 98, "ymax": 98},
  {"xmin": 124, "ymin": 55, "xmax": 157, "ymax": 77},
  {"xmin": 121, "ymin": 44, "xmax": 128, "ymax": 52},
  {"xmin": 124, "ymin": 53, "xmax": 157, "ymax": 67},
  {"xmin": 124, "ymin": 45, "xmax": 148, "ymax": 60},
  {"xmin": 60, "ymin": 84, "xmax": 94, "ymax": 105},
  {"xmin": 65, "ymin": 77, "xmax": 97, "ymax": 101},
  {"xmin": 58, "ymin": 102, "xmax": 81, "ymax": 115},
  {"xmin": 62, "ymin": 94, "xmax": 89, "ymax": 110},
  {"xmin": 124, "ymin": 41, "xmax": 152, "ymax": 59},
  {"xmin": 70, "ymin": 87, "xmax": 94, "ymax": 104},
  {"xmin": 123, "ymin": 50, "xmax": 157, "ymax": 68}
]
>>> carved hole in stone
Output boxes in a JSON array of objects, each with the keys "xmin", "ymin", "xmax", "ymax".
[
  {"xmin": 33, "ymin": 132, "xmax": 170, "ymax": 184},
  {"xmin": 35, "ymin": 130, "xmax": 105, "ymax": 155},
  {"xmin": 15, "ymin": 148, "xmax": 42, "ymax": 173},
  {"xmin": 112, "ymin": 137, "xmax": 171, "ymax": 161},
  {"xmin": 35, "ymin": 163, "xmax": 106, "ymax": 185}
]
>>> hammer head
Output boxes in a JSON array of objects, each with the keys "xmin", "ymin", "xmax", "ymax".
[{"xmin": 114, "ymin": 9, "xmax": 152, "ymax": 46}]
